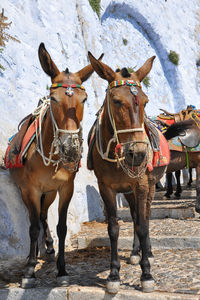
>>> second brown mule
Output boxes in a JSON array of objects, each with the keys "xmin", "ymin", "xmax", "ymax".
[{"xmin": 87, "ymin": 52, "xmax": 177, "ymax": 293}]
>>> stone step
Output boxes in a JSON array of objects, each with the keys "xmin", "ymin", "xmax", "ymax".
[
  {"xmin": 0, "ymin": 286, "xmax": 199, "ymax": 300},
  {"xmin": 72, "ymin": 218, "xmax": 200, "ymax": 250},
  {"xmin": 118, "ymin": 206, "xmax": 195, "ymax": 220},
  {"xmin": 118, "ymin": 187, "xmax": 196, "ymax": 220}
]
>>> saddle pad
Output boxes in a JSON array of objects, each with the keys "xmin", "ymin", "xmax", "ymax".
[
  {"xmin": 4, "ymin": 119, "xmax": 39, "ymax": 168},
  {"xmin": 156, "ymin": 116, "xmax": 175, "ymax": 126},
  {"xmin": 4, "ymin": 107, "xmax": 48, "ymax": 168},
  {"xmin": 147, "ymin": 128, "xmax": 170, "ymax": 172}
]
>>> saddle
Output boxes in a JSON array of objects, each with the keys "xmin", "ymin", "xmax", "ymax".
[
  {"xmin": 4, "ymin": 98, "xmax": 49, "ymax": 168},
  {"xmin": 157, "ymin": 107, "xmax": 200, "ymax": 149},
  {"xmin": 157, "ymin": 107, "xmax": 200, "ymax": 125}
]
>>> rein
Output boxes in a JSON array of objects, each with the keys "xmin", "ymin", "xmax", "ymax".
[
  {"xmin": 34, "ymin": 82, "xmax": 85, "ymax": 172},
  {"xmin": 96, "ymin": 80, "xmax": 150, "ymax": 178}
]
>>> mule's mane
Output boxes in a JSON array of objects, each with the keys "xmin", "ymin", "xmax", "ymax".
[
  {"xmin": 64, "ymin": 67, "xmax": 70, "ymax": 74},
  {"xmin": 115, "ymin": 67, "xmax": 131, "ymax": 78}
]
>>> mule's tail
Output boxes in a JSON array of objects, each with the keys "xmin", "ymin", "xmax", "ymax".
[{"xmin": 163, "ymin": 119, "xmax": 194, "ymax": 140}]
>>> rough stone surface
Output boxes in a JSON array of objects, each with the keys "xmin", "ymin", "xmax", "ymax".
[{"xmin": 1, "ymin": 188, "xmax": 200, "ymax": 298}]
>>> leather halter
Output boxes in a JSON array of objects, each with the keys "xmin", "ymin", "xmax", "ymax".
[
  {"xmin": 107, "ymin": 80, "xmax": 145, "ymax": 144},
  {"xmin": 36, "ymin": 83, "xmax": 85, "ymax": 171},
  {"xmin": 96, "ymin": 80, "xmax": 147, "ymax": 165}
]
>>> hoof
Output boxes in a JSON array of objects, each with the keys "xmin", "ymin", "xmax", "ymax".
[
  {"xmin": 163, "ymin": 195, "xmax": 170, "ymax": 200},
  {"xmin": 130, "ymin": 255, "xmax": 140, "ymax": 265},
  {"xmin": 106, "ymin": 280, "xmax": 120, "ymax": 294},
  {"xmin": 148, "ymin": 256, "xmax": 154, "ymax": 266},
  {"xmin": 141, "ymin": 279, "xmax": 154, "ymax": 293},
  {"xmin": 57, "ymin": 275, "xmax": 69, "ymax": 287},
  {"xmin": 21, "ymin": 277, "xmax": 36, "ymax": 289}
]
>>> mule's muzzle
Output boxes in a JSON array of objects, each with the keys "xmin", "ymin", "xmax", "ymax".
[
  {"xmin": 59, "ymin": 133, "xmax": 83, "ymax": 167},
  {"xmin": 124, "ymin": 142, "xmax": 148, "ymax": 167}
]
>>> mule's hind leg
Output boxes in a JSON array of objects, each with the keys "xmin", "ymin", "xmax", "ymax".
[
  {"xmin": 124, "ymin": 186, "xmax": 154, "ymax": 266},
  {"xmin": 164, "ymin": 172, "xmax": 173, "ymax": 198},
  {"xmin": 21, "ymin": 189, "xmax": 41, "ymax": 288},
  {"xmin": 40, "ymin": 191, "xmax": 57, "ymax": 260},
  {"xmin": 188, "ymin": 167, "xmax": 193, "ymax": 187},
  {"xmin": 99, "ymin": 184, "xmax": 120, "ymax": 294},
  {"xmin": 123, "ymin": 192, "xmax": 140, "ymax": 265},
  {"xmin": 174, "ymin": 170, "xmax": 182, "ymax": 198}
]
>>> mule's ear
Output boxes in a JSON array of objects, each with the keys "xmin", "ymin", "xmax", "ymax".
[
  {"xmin": 38, "ymin": 43, "xmax": 60, "ymax": 79},
  {"xmin": 135, "ymin": 56, "xmax": 156, "ymax": 82},
  {"xmin": 88, "ymin": 51, "xmax": 115, "ymax": 83},
  {"xmin": 76, "ymin": 53, "xmax": 104, "ymax": 83}
]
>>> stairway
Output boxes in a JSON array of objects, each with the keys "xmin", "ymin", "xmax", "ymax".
[{"xmin": 71, "ymin": 186, "xmax": 200, "ymax": 251}]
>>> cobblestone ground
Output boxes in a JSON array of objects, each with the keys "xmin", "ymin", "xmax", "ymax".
[
  {"xmin": 0, "ymin": 186, "xmax": 200, "ymax": 296},
  {"xmin": 1, "ymin": 220, "xmax": 200, "ymax": 295}
]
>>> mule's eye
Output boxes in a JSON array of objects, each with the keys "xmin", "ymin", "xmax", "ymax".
[
  {"xmin": 51, "ymin": 96, "xmax": 58, "ymax": 103},
  {"xmin": 113, "ymin": 99, "xmax": 123, "ymax": 107},
  {"xmin": 82, "ymin": 97, "xmax": 87, "ymax": 104}
]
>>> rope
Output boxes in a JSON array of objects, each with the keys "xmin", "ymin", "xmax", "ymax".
[{"xmin": 34, "ymin": 96, "xmax": 82, "ymax": 171}]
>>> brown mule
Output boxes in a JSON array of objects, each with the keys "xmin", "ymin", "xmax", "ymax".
[
  {"xmin": 164, "ymin": 118, "xmax": 200, "ymax": 212},
  {"xmin": 9, "ymin": 43, "xmax": 97, "ymax": 288},
  {"xmin": 87, "ymin": 52, "xmax": 175, "ymax": 293}
]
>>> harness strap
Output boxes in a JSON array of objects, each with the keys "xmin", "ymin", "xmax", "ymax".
[
  {"xmin": 109, "ymin": 80, "xmax": 141, "ymax": 89},
  {"xmin": 51, "ymin": 83, "xmax": 85, "ymax": 90},
  {"xmin": 185, "ymin": 149, "xmax": 190, "ymax": 169}
]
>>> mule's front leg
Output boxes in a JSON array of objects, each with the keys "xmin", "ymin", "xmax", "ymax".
[
  {"xmin": 99, "ymin": 184, "xmax": 120, "ymax": 294},
  {"xmin": 135, "ymin": 186, "xmax": 154, "ymax": 293},
  {"xmin": 56, "ymin": 184, "xmax": 73, "ymax": 286},
  {"xmin": 196, "ymin": 166, "xmax": 200, "ymax": 213},
  {"xmin": 21, "ymin": 189, "xmax": 41, "ymax": 288}
]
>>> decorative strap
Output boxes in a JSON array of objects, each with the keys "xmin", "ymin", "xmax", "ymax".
[
  {"xmin": 51, "ymin": 83, "xmax": 85, "ymax": 90},
  {"xmin": 109, "ymin": 80, "xmax": 141, "ymax": 89}
]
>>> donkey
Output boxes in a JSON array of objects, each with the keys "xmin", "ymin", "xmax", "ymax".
[
  {"xmin": 165, "ymin": 118, "xmax": 200, "ymax": 212},
  {"xmin": 87, "ymin": 52, "xmax": 180, "ymax": 293},
  {"xmin": 157, "ymin": 107, "xmax": 198, "ymax": 199},
  {"xmin": 9, "ymin": 43, "xmax": 98, "ymax": 288}
]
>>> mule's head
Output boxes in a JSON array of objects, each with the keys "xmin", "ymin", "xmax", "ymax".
[
  {"xmin": 88, "ymin": 52, "xmax": 155, "ymax": 167},
  {"xmin": 38, "ymin": 43, "xmax": 95, "ymax": 170}
]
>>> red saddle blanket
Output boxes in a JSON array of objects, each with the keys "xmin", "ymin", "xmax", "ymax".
[
  {"xmin": 146, "ymin": 128, "xmax": 170, "ymax": 172},
  {"xmin": 4, "ymin": 117, "xmax": 40, "ymax": 168}
]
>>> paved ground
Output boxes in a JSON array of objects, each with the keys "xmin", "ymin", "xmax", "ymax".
[{"xmin": 1, "ymin": 186, "xmax": 200, "ymax": 299}]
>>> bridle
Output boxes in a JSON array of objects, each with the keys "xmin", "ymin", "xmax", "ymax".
[
  {"xmin": 35, "ymin": 83, "xmax": 85, "ymax": 172},
  {"xmin": 96, "ymin": 80, "xmax": 151, "ymax": 178}
]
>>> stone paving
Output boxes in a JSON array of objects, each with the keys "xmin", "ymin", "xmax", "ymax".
[{"xmin": 1, "ymin": 186, "xmax": 200, "ymax": 299}]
